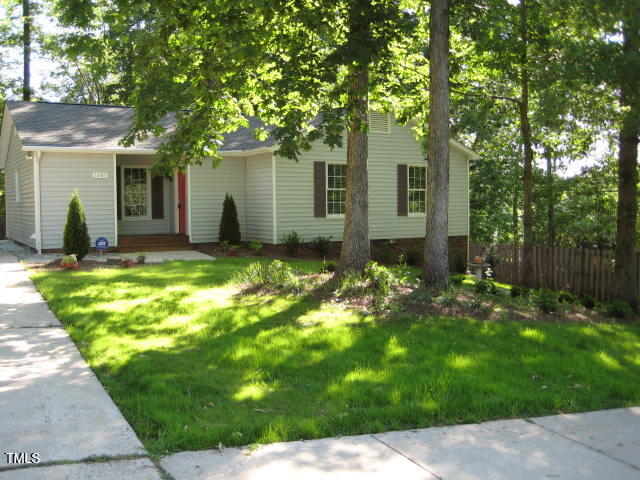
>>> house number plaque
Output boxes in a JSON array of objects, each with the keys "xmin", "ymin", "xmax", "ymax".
[{"xmin": 92, "ymin": 172, "xmax": 109, "ymax": 179}]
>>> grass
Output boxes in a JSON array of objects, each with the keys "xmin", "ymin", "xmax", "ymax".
[{"xmin": 31, "ymin": 257, "xmax": 640, "ymax": 456}]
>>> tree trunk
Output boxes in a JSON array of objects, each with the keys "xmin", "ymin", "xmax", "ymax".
[
  {"xmin": 512, "ymin": 188, "xmax": 520, "ymax": 283},
  {"xmin": 614, "ymin": 13, "xmax": 639, "ymax": 308},
  {"xmin": 23, "ymin": 0, "xmax": 31, "ymax": 101},
  {"xmin": 518, "ymin": 0, "xmax": 535, "ymax": 288},
  {"xmin": 545, "ymin": 149, "xmax": 555, "ymax": 246},
  {"xmin": 339, "ymin": 65, "xmax": 370, "ymax": 273},
  {"xmin": 423, "ymin": 0, "xmax": 450, "ymax": 288}
]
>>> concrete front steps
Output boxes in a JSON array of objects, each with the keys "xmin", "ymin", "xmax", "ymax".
[{"xmin": 117, "ymin": 234, "xmax": 193, "ymax": 253}]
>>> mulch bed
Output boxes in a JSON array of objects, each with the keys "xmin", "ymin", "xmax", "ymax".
[{"xmin": 26, "ymin": 257, "xmax": 152, "ymax": 272}]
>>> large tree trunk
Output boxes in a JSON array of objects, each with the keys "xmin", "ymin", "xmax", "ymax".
[
  {"xmin": 518, "ymin": 0, "xmax": 535, "ymax": 288},
  {"xmin": 614, "ymin": 14, "xmax": 639, "ymax": 308},
  {"xmin": 339, "ymin": 65, "xmax": 370, "ymax": 273},
  {"xmin": 23, "ymin": 0, "xmax": 31, "ymax": 101},
  {"xmin": 512, "ymin": 188, "xmax": 520, "ymax": 283},
  {"xmin": 545, "ymin": 149, "xmax": 556, "ymax": 246},
  {"xmin": 423, "ymin": 0, "xmax": 450, "ymax": 288}
]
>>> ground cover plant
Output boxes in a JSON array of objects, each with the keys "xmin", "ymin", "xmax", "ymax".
[{"xmin": 31, "ymin": 258, "xmax": 640, "ymax": 456}]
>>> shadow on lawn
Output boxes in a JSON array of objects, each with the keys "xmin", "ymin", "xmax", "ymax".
[{"xmin": 32, "ymin": 261, "xmax": 640, "ymax": 454}]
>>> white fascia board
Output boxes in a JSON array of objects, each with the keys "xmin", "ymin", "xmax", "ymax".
[
  {"xmin": 22, "ymin": 146, "xmax": 156, "ymax": 155},
  {"xmin": 450, "ymin": 138, "xmax": 481, "ymax": 161},
  {"xmin": 404, "ymin": 118, "xmax": 481, "ymax": 161},
  {"xmin": 20, "ymin": 145, "xmax": 277, "ymax": 158},
  {"xmin": 220, "ymin": 146, "xmax": 276, "ymax": 157}
]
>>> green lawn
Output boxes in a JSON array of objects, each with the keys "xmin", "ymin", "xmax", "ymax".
[{"xmin": 31, "ymin": 258, "xmax": 640, "ymax": 456}]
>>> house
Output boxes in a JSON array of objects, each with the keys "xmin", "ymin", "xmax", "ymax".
[{"xmin": 0, "ymin": 101, "xmax": 479, "ymax": 266}]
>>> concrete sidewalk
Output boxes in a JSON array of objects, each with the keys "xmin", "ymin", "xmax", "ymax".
[
  {"xmin": 161, "ymin": 407, "xmax": 640, "ymax": 479},
  {"xmin": 0, "ymin": 252, "xmax": 161, "ymax": 479}
]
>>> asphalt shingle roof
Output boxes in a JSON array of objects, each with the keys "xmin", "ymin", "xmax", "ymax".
[{"xmin": 5, "ymin": 101, "xmax": 275, "ymax": 152}]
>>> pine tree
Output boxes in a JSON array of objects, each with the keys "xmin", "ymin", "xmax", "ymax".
[
  {"xmin": 218, "ymin": 193, "xmax": 241, "ymax": 245},
  {"xmin": 63, "ymin": 190, "xmax": 90, "ymax": 260}
]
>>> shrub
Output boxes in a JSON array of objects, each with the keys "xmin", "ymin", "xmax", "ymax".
[
  {"xmin": 120, "ymin": 254, "xmax": 135, "ymax": 268},
  {"xmin": 236, "ymin": 260, "xmax": 300, "ymax": 292},
  {"xmin": 474, "ymin": 279, "xmax": 497, "ymax": 295},
  {"xmin": 319, "ymin": 259, "xmax": 338, "ymax": 273},
  {"xmin": 436, "ymin": 285, "xmax": 458, "ymax": 307},
  {"xmin": 534, "ymin": 289, "xmax": 559, "ymax": 313},
  {"xmin": 60, "ymin": 254, "xmax": 79, "ymax": 270},
  {"xmin": 510, "ymin": 285, "xmax": 530, "ymax": 298},
  {"xmin": 236, "ymin": 262, "xmax": 269, "ymax": 286},
  {"xmin": 63, "ymin": 190, "xmax": 91, "ymax": 260},
  {"xmin": 280, "ymin": 231, "xmax": 302, "ymax": 256},
  {"xmin": 606, "ymin": 299, "xmax": 634, "ymax": 319},
  {"xmin": 364, "ymin": 261, "xmax": 397, "ymax": 298},
  {"xmin": 581, "ymin": 295, "xmax": 596, "ymax": 309},
  {"xmin": 409, "ymin": 286, "xmax": 434, "ymax": 304},
  {"xmin": 219, "ymin": 193, "xmax": 241, "ymax": 245},
  {"xmin": 450, "ymin": 274, "xmax": 466, "ymax": 286},
  {"xmin": 337, "ymin": 270, "xmax": 368, "ymax": 296},
  {"xmin": 248, "ymin": 240, "xmax": 263, "ymax": 256},
  {"xmin": 310, "ymin": 236, "xmax": 332, "ymax": 257},
  {"xmin": 219, "ymin": 240, "xmax": 230, "ymax": 253},
  {"xmin": 468, "ymin": 296, "xmax": 491, "ymax": 315},
  {"xmin": 266, "ymin": 260, "xmax": 300, "ymax": 291},
  {"xmin": 558, "ymin": 290, "xmax": 576, "ymax": 304}
]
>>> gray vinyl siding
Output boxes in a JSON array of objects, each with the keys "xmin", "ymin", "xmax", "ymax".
[
  {"xmin": 116, "ymin": 155, "xmax": 174, "ymax": 235},
  {"xmin": 245, "ymin": 153, "xmax": 273, "ymax": 242},
  {"xmin": 39, "ymin": 152, "xmax": 115, "ymax": 249},
  {"xmin": 189, "ymin": 157, "xmax": 247, "ymax": 243},
  {"xmin": 4, "ymin": 126, "xmax": 35, "ymax": 248},
  {"xmin": 275, "ymin": 121, "xmax": 470, "ymax": 242}
]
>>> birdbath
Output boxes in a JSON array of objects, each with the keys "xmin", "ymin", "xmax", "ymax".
[{"xmin": 467, "ymin": 256, "xmax": 490, "ymax": 281}]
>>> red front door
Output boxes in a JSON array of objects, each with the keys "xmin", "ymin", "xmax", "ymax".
[{"xmin": 178, "ymin": 172, "xmax": 187, "ymax": 234}]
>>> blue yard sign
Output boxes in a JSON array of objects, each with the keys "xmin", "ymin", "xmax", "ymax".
[{"xmin": 95, "ymin": 237, "xmax": 109, "ymax": 252}]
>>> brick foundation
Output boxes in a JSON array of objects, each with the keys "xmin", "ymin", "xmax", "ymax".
[{"xmin": 196, "ymin": 235, "xmax": 469, "ymax": 273}]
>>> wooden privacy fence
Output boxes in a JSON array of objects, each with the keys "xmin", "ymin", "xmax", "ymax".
[{"xmin": 469, "ymin": 244, "xmax": 637, "ymax": 301}]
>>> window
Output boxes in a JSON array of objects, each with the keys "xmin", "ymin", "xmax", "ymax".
[
  {"xmin": 327, "ymin": 163, "xmax": 347, "ymax": 215},
  {"xmin": 408, "ymin": 165, "xmax": 426, "ymax": 214},
  {"xmin": 122, "ymin": 167, "xmax": 149, "ymax": 219},
  {"xmin": 14, "ymin": 171, "xmax": 20, "ymax": 203}
]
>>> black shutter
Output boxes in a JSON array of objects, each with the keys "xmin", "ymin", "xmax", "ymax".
[
  {"xmin": 397, "ymin": 164, "xmax": 408, "ymax": 216},
  {"xmin": 116, "ymin": 167, "xmax": 122, "ymax": 220},
  {"xmin": 151, "ymin": 175, "xmax": 164, "ymax": 219},
  {"xmin": 314, "ymin": 161, "xmax": 326, "ymax": 218}
]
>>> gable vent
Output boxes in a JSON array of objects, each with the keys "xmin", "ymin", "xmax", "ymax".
[{"xmin": 368, "ymin": 111, "xmax": 390, "ymax": 134}]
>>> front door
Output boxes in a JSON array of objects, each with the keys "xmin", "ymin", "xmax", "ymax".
[{"xmin": 178, "ymin": 172, "xmax": 187, "ymax": 234}]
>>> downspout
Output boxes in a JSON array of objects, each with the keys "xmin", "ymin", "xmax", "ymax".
[
  {"xmin": 113, "ymin": 154, "xmax": 118, "ymax": 247},
  {"xmin": 272, "ymin": 154, "xmax": 277, "ymax": 244},
  {"xmin": 33, "ymin": 150, "xmax": 41, "ymax": 254},
  {"xmin": 187, "ymin": 165, "xmax": 193, "ymax": 242}
]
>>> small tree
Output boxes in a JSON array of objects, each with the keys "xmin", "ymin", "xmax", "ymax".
[
  {"xmin": 219, "ymin": 193, "xmax": 241, "ymax": 245},
  {"xmin": 63, "ymin": 190, "xmax": 90, "ymax": 260}
]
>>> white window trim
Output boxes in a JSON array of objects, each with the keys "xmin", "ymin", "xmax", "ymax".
[
  {"xmin": 326, "ymin": 161, "xmax": 347, "ymax": 218},
  {"xmin": 14, "ymin": 170, "xmax": 20, "ymax": 203},
  {"xmin": 407, "ymin": 164, "xmax": 426, "ymax": 217},
  {"xmin": 121, "ymin": 165, "xmax": 152, "ymax": 221}
]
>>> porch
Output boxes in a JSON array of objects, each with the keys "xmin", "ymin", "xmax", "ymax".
[
  {"xmin": 117, "ymin": 234, "xmax": 193, "ymax": 253},
  {"xmin": 116, "ymin": 154, "xmax": 189, "ymax": 250}
]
